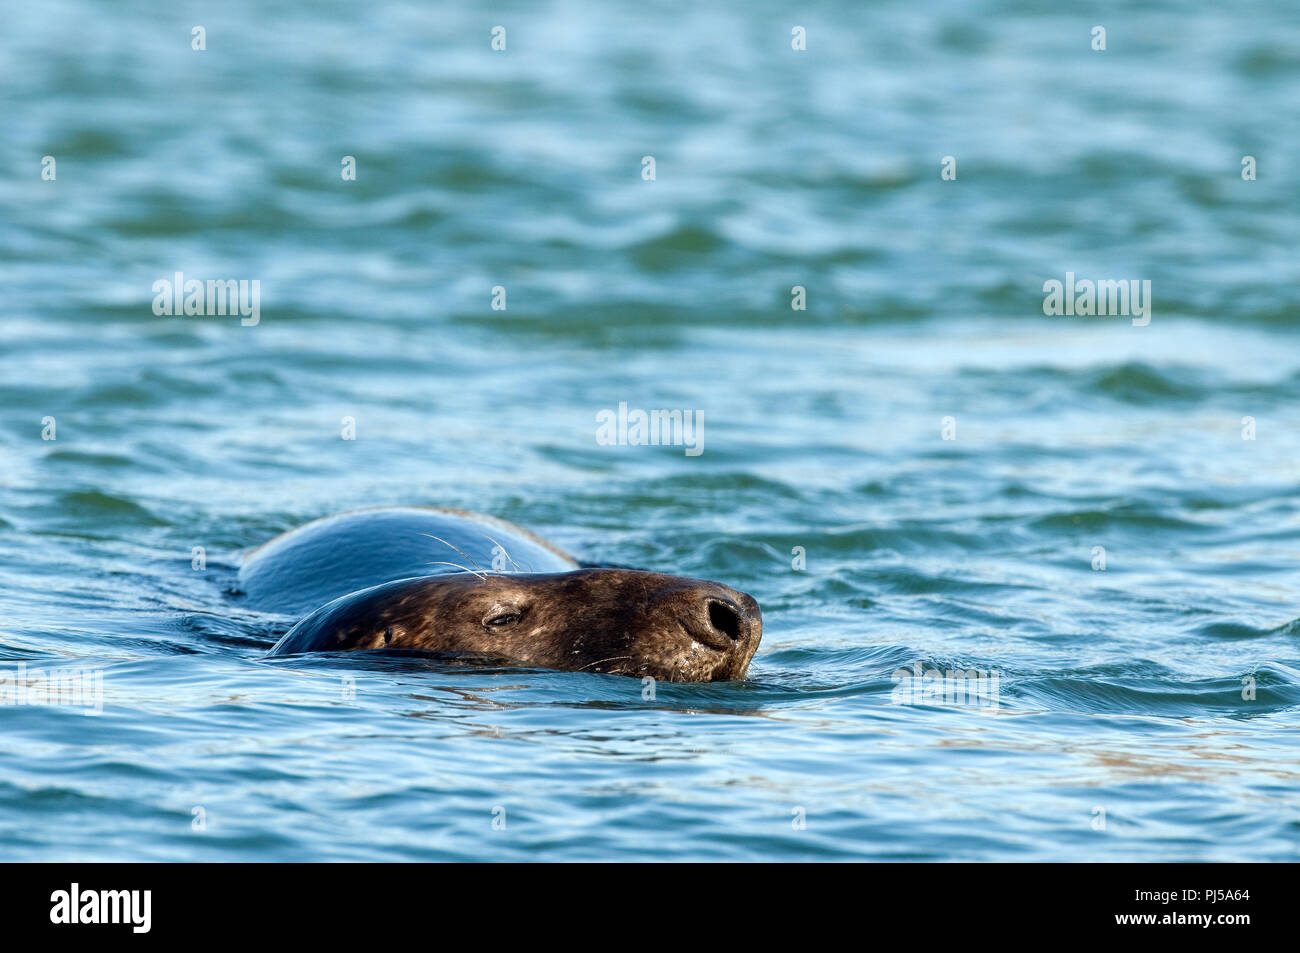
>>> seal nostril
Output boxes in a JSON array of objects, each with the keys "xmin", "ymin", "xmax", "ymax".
[{"xmin": 707, "ymin": 600, "xmax": 743, "ymax": 641}]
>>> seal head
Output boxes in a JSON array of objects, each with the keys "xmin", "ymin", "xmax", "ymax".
[{"xmin": 269, "ymin": 568, "xmax": 762, "ymax": 682}]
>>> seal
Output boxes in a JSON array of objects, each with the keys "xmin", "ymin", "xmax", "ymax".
[{"xmin": 240, "ymin": 507, "xmax": 761, "ymax": 682}]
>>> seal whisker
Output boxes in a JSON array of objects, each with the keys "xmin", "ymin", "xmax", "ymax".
[
  {"xmin": 482, "ymin": 535, "xmax": 522, "ymax": 573},
  {"xmin": 576, "ymin": 655, "xmax": 633, "ymax": 673},
  {"xmin": 424, "ymin": 560, "xmax": 487, "ymax": 580},
  {"xmin": 421, "ymin": 534, "xmax": 490, "ymax": 575}
]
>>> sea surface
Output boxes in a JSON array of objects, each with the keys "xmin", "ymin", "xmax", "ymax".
[{"xmin": 1, "ymin": 0, "xmax": 1297, "ymax": 861}]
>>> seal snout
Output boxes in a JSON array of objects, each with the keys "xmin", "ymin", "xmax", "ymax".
[
  {"xmin": 680, "ymin": 586, "xmax": 762, "ymax": 654},
  {"xmin": 707, "ymin": 599, "xmax": 745, "ymax": 642}
]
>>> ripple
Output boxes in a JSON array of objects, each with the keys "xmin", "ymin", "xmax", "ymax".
[{"xmin": 52, "ymin": 491, "xmax": 167, "ymax": 527}]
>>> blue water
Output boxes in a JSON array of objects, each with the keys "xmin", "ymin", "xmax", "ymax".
[{"xmin": 2, "ymin": 0, "xmax": 1298, "ymax": 860}]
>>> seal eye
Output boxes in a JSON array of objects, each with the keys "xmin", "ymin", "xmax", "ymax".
[{"xmin": 483, "ymin": 605, "xmax": 523, "ymax": 629}]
